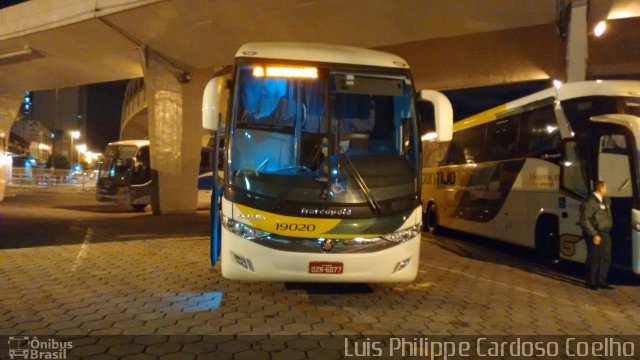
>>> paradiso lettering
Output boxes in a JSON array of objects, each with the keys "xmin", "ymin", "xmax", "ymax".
[
  {"xmin": 527, "ymin": 172, "xmax": 559, "ymax": 186},
  {"xmin": 423, "ymin": 171, "xmax": 456, "ymax": 186}
]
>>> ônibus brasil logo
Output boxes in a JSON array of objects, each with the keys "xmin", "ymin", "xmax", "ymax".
[{"xmin": 7, "ymin": 336, "xmax": 72, "ymax": 359}]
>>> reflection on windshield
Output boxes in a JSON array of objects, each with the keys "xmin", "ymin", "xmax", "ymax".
[
  {"xmin": 99, "ymin": 146, "xmax": 136, "ymax": 179},
  {"xmin": 229, "ymin": 64, "xmax": 418, "ymax": 208},
  {"xmin": 562, "ymin": 96, "xmax": 640, "ymax": 132}
]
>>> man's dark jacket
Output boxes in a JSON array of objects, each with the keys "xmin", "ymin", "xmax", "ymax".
[{"xmin": 579, "ymin": 194, "xmax": 613, "ymax": 237}]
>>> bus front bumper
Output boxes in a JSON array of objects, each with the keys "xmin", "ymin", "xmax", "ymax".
[
  {"xmin": 220, "ymin": 227, "xmax": 421, "ymax": 282},
  {"xmin": 95, "ymin": 192, "xmax": 127, "ymax": 204},
  {"xmin": 95, "ymin": 186, "xmax": 131, "ymax": 205}
]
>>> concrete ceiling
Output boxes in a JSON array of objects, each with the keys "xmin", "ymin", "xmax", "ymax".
[
  {"xmin": 0, "ymin": 0, "xmax": 635, "ymax": 97},
  {"xmin": 0, "ymin": 0, "xmax": 562, "ymax": 95},
  {"xmin": 105, "ymin": 0, "xmax": 559, "ymax": 69}
]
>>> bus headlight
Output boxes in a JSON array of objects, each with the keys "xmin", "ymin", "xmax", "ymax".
[
  {"xmin": 221, "ymin": 216, "xmax": 270, "ymax": 240},
  {"xmin": 381, "ymin": 224, "xmax": 422, "ymax": 243}
]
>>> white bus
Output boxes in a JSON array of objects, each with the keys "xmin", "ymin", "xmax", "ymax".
[
  {"xmin": 96, "ymin": 140, "xmax": 153, "ymax": 210},
  {"xmin": 96, "ymin": 140, "xmax": 217, "ymax": 210},
  {"xmin": 202, "ymin": 42, "xmax": 452, "ymax": 282},
  {"xmin": 0, "ymin": 133, "xmax": 9, "ymax": 202},
  {"xmin": 422, "ymin": 80, "xmax": 640, "ymax": 274},
  {"xmin": 0, "ymin": 147, "xmax": 12, "ymax": 201}
]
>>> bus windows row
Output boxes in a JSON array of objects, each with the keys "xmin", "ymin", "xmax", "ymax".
[{"xmin": 436, "ymin": 105, "xmax": 562, "ymax": 166}]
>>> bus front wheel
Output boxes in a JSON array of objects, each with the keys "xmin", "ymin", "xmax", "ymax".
[
  {"xmin": 425, "ymin": 203, "xmax": 441, "ymax": 235},
  {"xmin": 132, "ymin": 204, "xmax": 147, "ymax": 212}
]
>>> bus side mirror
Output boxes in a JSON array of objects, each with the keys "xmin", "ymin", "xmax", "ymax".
[
  {"xmin": 202, "ymin": 77, "xmax": 225, "ymax": 131},
  {"xmin": 418, "ymin": 90, "xmax": 453, "ymax": 142}
]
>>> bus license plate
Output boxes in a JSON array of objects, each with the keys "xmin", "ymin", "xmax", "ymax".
[{"xmin": 309, "ymin": 262, "xmax": 343, "ymax": 274}]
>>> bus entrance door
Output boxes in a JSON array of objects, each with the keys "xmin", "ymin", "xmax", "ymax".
[
  {"xmin": 595, "ymin": 130, "xmax": 634, "ymax": 270},
  {"xmin": 129, "ymin": 146, "xmax": 152, "ymax": 210}
]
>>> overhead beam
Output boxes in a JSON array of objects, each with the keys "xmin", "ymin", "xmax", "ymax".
[
  {"xmin": 566, "ymin": 0, "xmax": 588, "ymax": 82},
  {"xmin": 0, "ymin": 0, "xmax": 163, "ymax": 41}
]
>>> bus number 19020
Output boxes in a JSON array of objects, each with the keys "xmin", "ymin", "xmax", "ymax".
[{"xmin": 276, "ymin": 223, "xmax": 316, "ymax": 232}]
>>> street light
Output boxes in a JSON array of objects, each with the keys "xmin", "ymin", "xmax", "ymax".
[
  {"xmin": 594, "ymin": 21, "xmax": 607, "ymax": 37},
  {"xmin": 76, "ymin": 144, "xmax": 87, "ymax": 165},
  {"xmin": 69, "ymin": 130, "xmax": 80, "ymax": 166},
  {"xmin": 38, "ymin": 143, "xmax": 50, "ymax": 160}
]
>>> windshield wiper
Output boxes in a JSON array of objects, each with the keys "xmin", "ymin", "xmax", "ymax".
[{"xmin": 339, "ymin": 151, "xmax": 381, "ymax": 214}]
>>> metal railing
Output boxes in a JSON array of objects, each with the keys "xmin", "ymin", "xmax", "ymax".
[{"xmin": 9, "ymin": 167, "xmax": 97, "ymax": 188}]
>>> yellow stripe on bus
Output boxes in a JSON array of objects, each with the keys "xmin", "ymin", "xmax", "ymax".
[
  {"xmin": 235, "ymin": 204, "xmax": 358, "ymax": 238},
  {"xmin": 453, "ymin": 104, "xmax": 508, "ymax": 132}
]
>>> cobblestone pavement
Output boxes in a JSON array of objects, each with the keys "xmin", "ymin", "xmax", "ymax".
[{"xmin": 1, "ymin": 189, "xmax": 639, "ymax": 358}]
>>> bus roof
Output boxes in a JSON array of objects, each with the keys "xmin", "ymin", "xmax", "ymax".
[
  {"xmin": 454, "ymin": 80, "xmax": 640, "ymax": 132},
  {"xmin": 107, "ymin": 140, "xmax": 149, "ymax": 148},
  {"xmin": 236, "ymin": 42, "xmax": 409, "ymax": 69}
]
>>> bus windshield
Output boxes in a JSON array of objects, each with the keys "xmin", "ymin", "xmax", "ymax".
[
  {"xmin": 228, "ymin": 64, "xmax": 419, "ymax": 210},
  {"xmin": 562, "ymin": 96, "xmax": 640, "ymax": 131},
  {"xmin": 99, "ymin": 145, "xmax": 137, "ymax": 180}
]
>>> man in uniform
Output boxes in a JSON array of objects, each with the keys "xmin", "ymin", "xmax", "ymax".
[{"xmin": 579, "ymin": 180, "xmax": 614, "ymax": 290}]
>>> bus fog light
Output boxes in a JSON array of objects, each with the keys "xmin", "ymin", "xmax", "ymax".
[
  {"xmin": 232, "ymin": 252, "xmax": 255, "ymax": 272},
  {"xmin": 393, "ymin": 258, "xmax": 411, "ymax": 273},
  {"xmin": 634, "ymin": 222, "xmax": 640, "ymax": 232},
  {"xmin": 382, "ymin": 224, "xmax": 422, "ymax": 243}
]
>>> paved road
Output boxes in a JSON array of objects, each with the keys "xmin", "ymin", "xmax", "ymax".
[{"xmin": 1, "ymin": 188, "xmax": 639, "ymax": 358}]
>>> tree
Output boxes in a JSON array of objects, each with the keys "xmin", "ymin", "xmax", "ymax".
[{"xmin": 46, "ymin": 154, "xmax": 70, "ymax": 169}]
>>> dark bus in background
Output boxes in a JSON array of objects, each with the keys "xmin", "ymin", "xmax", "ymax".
[{"xmin": 96, "ymin": 140, "xmax": 217, "ymax": 210}]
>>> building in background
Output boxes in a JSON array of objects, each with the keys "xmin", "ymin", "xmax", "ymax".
[
  {"xmin": 7, "ymin": 91, "xmax": 52, "ymax": 164},
  {"xmin": 9, "ymin": 120, "xmax": 52, "ymax": 163},
  {"xmin": 31, "ymin": 86, "xmax": 87, "ymax": 144},
  {"xmin": 28, "ymin": 80, "xmax": 127, "ymax": 156}
]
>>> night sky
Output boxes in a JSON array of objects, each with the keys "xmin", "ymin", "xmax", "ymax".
[
  {"xmin": 0, "ymin": 1, "xmax": 27, "ymax": 10},
  {"xmin": 86, "ymin": 80, "xmax": 129, "ymax": 151},
  {"xmin": 417, "ymin": 80, "xmax": 551, "ymax": 133},
  {"xmin": 443, "ymin": 79, "xmax": 551, "ymax": 121}
]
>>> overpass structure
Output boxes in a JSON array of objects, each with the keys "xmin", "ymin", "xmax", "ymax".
[
  {"xmin": 120, "ymin": 77, "xmax": 147, "ymax": 141},
  {"xmin": 0, "ymin": 0, "xmax": 639, "ymax": 213}
]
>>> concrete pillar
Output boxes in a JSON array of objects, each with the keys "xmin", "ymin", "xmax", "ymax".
[
  {"xmin": 566, "ymin": 0, "xmax": 588, "ymax": 82},
  {"xmin": 139, "ymin": 49, "xmax": 204, "ymax": 214},
  {"xmin": 0, "ymin": 94, "xmax": 21, "ymax": 146}
]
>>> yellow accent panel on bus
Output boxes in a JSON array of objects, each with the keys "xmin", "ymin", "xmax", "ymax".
[
  {"xmin": 234, "ymin": 204, "xmax": 343, "ymax": 238},
  {"xmin": 453, "ymin": 104, "xmax": 508, "ymax": 132}
]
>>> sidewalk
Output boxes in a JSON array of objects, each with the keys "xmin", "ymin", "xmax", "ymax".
[
  {"xmin": 0, "ymin": 189, "xmax": 639, "ymax": 358},
  {"xmin": 0, "ymin": 188, "xmax": 209, "ymax": 249}
]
